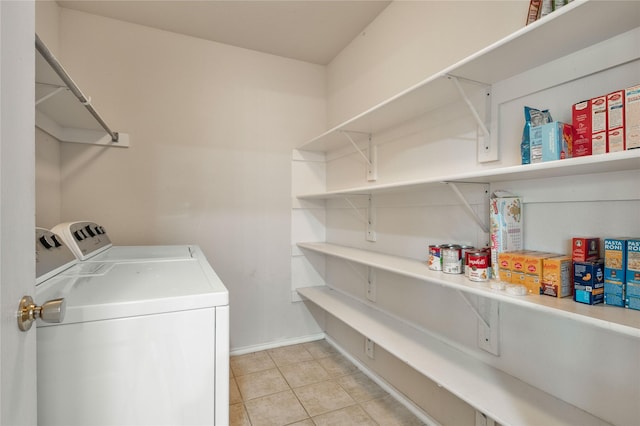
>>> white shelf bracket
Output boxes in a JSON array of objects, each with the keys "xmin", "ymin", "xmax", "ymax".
[
  {"xmin": 447, "ymin": 75, "xmax": 496, "ymax": 163},
  {"xmin": 448, "ymin": 75, "xmax": 491, "ymax": 137},
  {"xmin": 343, "ymin": 195, "xmax": 376, "ymax": 242},
  {"xmin": 457, "ymin": 291, "xmax": 500, "ymax": 356},
  {"xmin": 340, "ymin": 131, "xmax": 377, "ymax": 181},
  {"xmin": 366, "ymin": 195, "xmax": 376, "ymax": 242},
  {"xmin": 445, "ymin": 182, "xmax": 489, "ymax": 234},
  {"xmin": 35, "ymin": 85, "xmax": 66, "ymax": 106}
]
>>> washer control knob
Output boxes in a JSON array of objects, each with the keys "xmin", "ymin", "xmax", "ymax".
[
  {"xmin": 17, "ymin": 296, "xmax": 66, "ymax": 332},
  {"xmin": 39, "ymin": 235, "xmax": 54, "ymax": 249},
  {"xmin": 51, "ymin": 235, "xmax": 63, "ymax": 247},
  {"xmin": 85, "ymin": 225, "xmax": 96, "ymax": 237}
]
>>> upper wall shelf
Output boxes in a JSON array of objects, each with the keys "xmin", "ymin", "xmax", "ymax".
[
  {"xmin": 297, "ymin": 0, "xmax": 640, "ymax": 153},
  {"xmin": 297, "ymin": 149, "xmax": 640, "ymax": 199},
  {"xmin": 35, "ymin": 34, "xmax": 129, "ymax": 148}
]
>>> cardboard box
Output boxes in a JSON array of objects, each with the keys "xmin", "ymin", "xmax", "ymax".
[
  {"xmin": 625, "ymin": 238, "xmax": 640, "ymax": 309},
  {"xmin": 604, "ymin": 238, "xmax": 629, "ymax": 307},
  {"xmin": 607, "ymin": 90, "xmax": 625, "ymax": 152},
  {"xmin": 572, "ymin": 237, "xmax": 600, "ymax": 262},
  {"xmin": 592, "ymin": 132, "xmax": 607, "ymax": 155},
  {"xmin": 626, "ymin": 84, "xmax": 640, "ymax": 150},
  {"xmin": 574, "ymin": 259, "xmax": 604, "ymax": 305},
  {"xmin": 607, "ymin": 90, "xmax": 625, "ymax": 130},
  {"xmin": 592, "ymin": 95, "xmax": 607, "ymax": 134},
  {"xmin": 572, "ymin": 100, "xmax": 591, "ymax": 157},
  {"xmin": 608, "ymin": 128, "xmax": 625, "ymax": 152},
  {"xmin": 626, "ymin": 238, "xmax": 640, "ymax": 286},
  {"xmin": 540, "ymin": 122, "xmax": 573, "ymax": 161},
  {"xmin": 490, "ymin": 191, "xmax": 523, "ymax": 280},
  {"xmin": 541, "ymin": 255, "xmax": 572, "ymax": 298}
]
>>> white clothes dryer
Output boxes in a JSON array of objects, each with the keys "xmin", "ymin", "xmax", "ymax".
[{"xmin": 35, "ymin": 228, "xmax": 229, "ymax": 426}]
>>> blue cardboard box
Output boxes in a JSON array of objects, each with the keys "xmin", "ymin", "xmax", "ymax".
[{"xmin": 574, "ymin": 260, "xmax": 604, "ymax": 305}]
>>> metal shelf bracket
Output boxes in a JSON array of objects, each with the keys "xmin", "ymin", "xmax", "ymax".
[{"xmin": 340, "ymin": 131, "xmax": 377, "ymax": 181}]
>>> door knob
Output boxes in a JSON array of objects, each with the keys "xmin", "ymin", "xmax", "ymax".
[{"xmin": 17, "ymin": 295, "xmax": 65, "ymax": 332}]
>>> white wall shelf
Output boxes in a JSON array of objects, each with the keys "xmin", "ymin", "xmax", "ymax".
[
  {"xmin": 297, "ymin": 0, "xmax": 640, "ymax": 154},
  {"xmin": 298, "ymin": 242, "xmax": 640, "ymax": 339},
  {"xmin": 35, "ymin": 34, "xmax": 129, "ymax": 147},
  {"xmin": 297, "ymin": 149, "xmax": 640, "ymax": 199},
  {"xmin": 297, "ymin": 285, "xmax": 608, "ymax": 426}
]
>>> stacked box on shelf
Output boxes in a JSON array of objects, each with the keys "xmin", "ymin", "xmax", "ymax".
[
  {"xmin": 541, "ymin": 255, "xmax": 573, "ymax": 298},
  {"xmin": 574, "ymin": 260, "xmax": 604, "ymax": 305},
  {"xmin": 626, "ymin": 84, "xmax": 640, "ymax": 149},
  {"xmin": 625, "ymin": 239, "xmax": 640, "ymax": 310},
  {"xmin": 604, "ymin": 238, "xmax": 630, "ymax": 307},
  {"xmin": 490, "ymin": 191, "xmax": 523, "ymax": 281}
]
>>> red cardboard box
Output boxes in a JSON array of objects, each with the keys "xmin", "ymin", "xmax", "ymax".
[
  {"xmin": 572, "ymin": 237, "xmax": 600, "ymax": 262},
  {"xmin": 572, "ymin": 100, "xmax": 591, "ymax": 157}
]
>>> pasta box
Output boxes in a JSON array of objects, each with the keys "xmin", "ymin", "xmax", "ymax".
[{"xmin": 574, "ymin": 259, "xmax": 604, "ymax": 305}]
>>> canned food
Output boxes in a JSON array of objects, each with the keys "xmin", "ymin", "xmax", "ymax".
[
  {"xmin": 468, "ymin": 250, "xmax": 490, "ymax": 282},
  {"xmin": 428, "ymin": 245, "xmax": 442, "ymax": 271},
  {"xmin": 461, "ymin": 246, "xmax": 475, "ymax": 276},
  {"xmin": 442, "ymin": 245, "xmax": 463, "ymax": 274}
]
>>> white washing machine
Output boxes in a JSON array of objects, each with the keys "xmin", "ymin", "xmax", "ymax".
[
  {"xmin": 51, "ymin": 221, "xmax": 194, "ymax": 262},
  {"xmin": 35, "ymin": 228, "xmax": 229, "ymax": 426}
]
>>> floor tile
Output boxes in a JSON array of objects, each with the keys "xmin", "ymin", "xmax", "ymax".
[
  {"xmin": 336, "ymin": 372, "xmax": 387, "ymax": 403},
  {"xmin": 268, "ymin": 343, "xmax": 313, "ymax": 367},
  {"xmin": 236, "ymin": 368, "xmax": 290, "ymax": 401},
  {"xmin": 230, "ymin": 377, "xmax": 242, "ymax": 404},
  {"xmin": 312, "ymin": 404, "xmax": 377, "ymax": 426},
  {"xmin": 294, "ymin": 380, "xmax": 356, "ymax": 417},
  {"xmin": 245, "ymin": 390, "xmax": 309, "ymax": 426},
  {"xmin": 229, "ymin": 402, "xmax": 251, "ymax": 426},
  {"xmin": 231, "ymin": 351, "xmax": 276, "ymax": 376},
  {"xmin": 316, "ymin": 353, "xmax": 359, "ymax": 377},
  {"xmin": 303, "ymin": 339, "xmax": 339, "ymax": 359},
  {"xmin": 287, "ymin": 420, "xmax": 315, "ymax": 426},
  {"xmin": 279, "ymin": 359, "xmax": 330, "ymax": 388},
  {"xmin": 361, "ymin": 395, "xmax": 425, "ymax": 426}
]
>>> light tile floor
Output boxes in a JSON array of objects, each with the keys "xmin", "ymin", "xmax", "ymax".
[{"xmin": 230, "ymin": 340, "xmax": 425, "ymax": 426}]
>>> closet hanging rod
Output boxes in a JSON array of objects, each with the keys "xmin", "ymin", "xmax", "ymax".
[{"xmin": 35, "ymin": 34, "xmax": 119, "ymax": 142}]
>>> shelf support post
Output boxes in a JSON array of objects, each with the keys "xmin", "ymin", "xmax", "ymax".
[
  {"xmin": 448, "ymin": 75, "xmax": 491, "ymax": 137},
  {"xmin": 340, "ymin": 131, "xmax": 377, "ymax": 182},
  {"xmin": 35, "ymin": 86, "xmax": 66, "ymax": 106}
]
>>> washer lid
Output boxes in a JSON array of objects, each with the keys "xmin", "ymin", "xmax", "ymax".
[
  {"xmin": 85, "ymin": 245, "xmax": 195, "ymax": 263},
  {"xmin": 35, "ymin": 258, "xmax": 228, "ymax": 326}
]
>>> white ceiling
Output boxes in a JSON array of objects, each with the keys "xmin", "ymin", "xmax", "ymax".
[{"xmin": 57, "ymin": 0, "xmax": 392, "ymax": 65}]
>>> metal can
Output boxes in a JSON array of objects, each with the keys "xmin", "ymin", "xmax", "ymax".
[
  {"xmin": 461, "ymin": 246, "xmax": 475, "ymax": 276},
  {"xmin": 427, "ymin": 244, "xmax": 442, "ymax": 271},
  {"xmin": 468, "ymin": 250, "xmax": 490, "ymax": 282},
  {"xmin": 442, "ymin": 245, "xmax": 463, "ymax": 274}
]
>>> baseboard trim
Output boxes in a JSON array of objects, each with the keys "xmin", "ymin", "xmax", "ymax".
[{"xmin": 230, "ymin": 332, "xmax": 326, "ymax": 356}]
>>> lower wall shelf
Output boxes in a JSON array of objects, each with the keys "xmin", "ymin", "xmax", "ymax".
[
  {"xmin": 297, "ymin": 285, "xmax": 607, "ymax": 426},
  {"xmin": 298, "ymin": 242, "xmax": 640, "ymax": 339}
]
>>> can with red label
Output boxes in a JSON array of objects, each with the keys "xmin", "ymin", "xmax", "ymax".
[
  {"xmin": 428, "ymin": 245, "xmax": 442, "ymax": 271},
  {"xmin": 461, "ymin": 246, "xmax": 475, "ymax": 276},
  {"xmin": 468, "ymin": 250, "xmax": 490, "ymax": 282},
  {"xmin": 442, "ymin": 245, "xmax": 463, "ymax": 274}
]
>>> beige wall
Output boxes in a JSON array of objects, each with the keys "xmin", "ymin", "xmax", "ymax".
[
  {"xmin": 39, "ymin": 6, "xmax": 327, "ymax": 350},
  {"xmin": 327, "ymin": 0, "xmax": 529, "ymax": 126}
]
